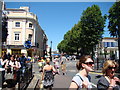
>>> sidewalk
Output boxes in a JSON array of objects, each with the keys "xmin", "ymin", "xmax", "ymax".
[{"xmin": 27, "ymin": 62, "xmax": 41, "ymax": 89}]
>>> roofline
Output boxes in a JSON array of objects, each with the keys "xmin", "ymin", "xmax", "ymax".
[{"xmin": 103, "ymin": 37, "xmax": 118, "ymax": 39}]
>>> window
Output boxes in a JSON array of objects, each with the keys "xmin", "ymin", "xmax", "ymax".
[
  {"xmin": 103, "ymin": 42, "xmax": 107, "ymax": 47},
  {"xmin": 15, "ymin": 33, "xmax": 19, "ymax": 40},
  {"xmin": 107, "ymin": 42, "xmax": 110, "ymax": 47},
  {"xmin": 28, "ymin": 34, "xmax": 32, "ymax": 40},
  {"xmin": 111, "ymin": 42, "xmax": 114, "ymax": 47},
  {"xmin": 29, "ymin": 23, "xmax": 32, "ymax": 28},
  {"xmin": 15, "ymin": 22, "xmax": 20, "ymax": 27},
  {"xmin": 116, "ymin": 42, "xmax": 118, "ymax": 47}
]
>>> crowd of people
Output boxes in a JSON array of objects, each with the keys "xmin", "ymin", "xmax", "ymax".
[
  {"xmin": 37, "ymin": 54, "xmax": 120, "ymax": 90},
  {"xmin": 69, "ymin": 55, "xmax": 120, "ymax": 90},
  {"xmin": 37, "ymin": 54, "xmax": 68, "ymax": 89},
  {"xmin": 0, "ymin": 52, "xmax": 32, "ymax": 89},
  {"xmin": 1, "ymin": 52, "xmax": 120, "ymax": 90}
]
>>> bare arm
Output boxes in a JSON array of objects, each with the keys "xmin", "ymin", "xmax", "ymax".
[
  {"xmin": 69, "ymin": 81, "xmax": 78, "ymax": 89},
  {"xmin": 52, "ymin": 66, "xmax": 56, "ymax": 72}
]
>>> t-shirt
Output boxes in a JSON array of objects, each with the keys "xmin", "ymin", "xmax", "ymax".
[
  {"xmin": 72, "ymin": 73, "xmax": 92, "ymax": 89},
  {"xmin": 97, "ymin": 76, "xmax": 120, "ymax": 90},
  {"xmin": 61, "ymin": 56, "xmax": 66, "ymax": 64}
]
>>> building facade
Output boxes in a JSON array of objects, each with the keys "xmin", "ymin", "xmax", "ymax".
[
  {"xmin": 95, "ymin": 37, "xmax": 119, "ymax": 60},
  {"xmin": 0, "ymin": 1, "xmax": 3, "ymax": 57},
  {"xmin": 2, "ymin": 6, "xmax": 47, "ymax": 57}
]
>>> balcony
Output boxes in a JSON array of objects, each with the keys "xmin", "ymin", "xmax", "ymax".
[{"xmin": 2, "ymin": 41, "xmax": 36, "ymax": 47}]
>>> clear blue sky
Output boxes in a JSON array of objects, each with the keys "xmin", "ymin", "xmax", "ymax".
[{"xmin": 5, "ymin": 2, "xmax": 115, "ymax": 51}]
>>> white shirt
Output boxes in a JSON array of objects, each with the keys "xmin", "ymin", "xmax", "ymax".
[{"xmin": 72, "ymin": 73, "xmax": 92, "ymax": 89}]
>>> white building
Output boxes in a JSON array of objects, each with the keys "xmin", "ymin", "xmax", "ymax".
[
  {"xmin": 2, "ymin": 6, "xmax": 47, "ymax": 57},
  {"xmin": 95, "ymin": 37, "xmax": 119, "ymax": 60}
]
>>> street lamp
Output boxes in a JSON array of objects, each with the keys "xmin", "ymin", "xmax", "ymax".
[{"xmin": 50, "ymin": 41, "xmax": 52, "ymax": 61}]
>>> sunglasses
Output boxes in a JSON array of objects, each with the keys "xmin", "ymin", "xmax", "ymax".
[
  {"xmin": 108, "ymin": 67, "xmax": 117, "ymax": 70},
  {"xmin": 84, "ymin": 62, "xmax": 94, "ymax": 65}
]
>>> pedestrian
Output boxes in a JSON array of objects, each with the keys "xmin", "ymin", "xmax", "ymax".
[
  {"xmin": 2, "ymin": 52, "xmax": 8, "ymax": 61},
  {"xmin": 38, "ymin": 57, "xmax": 43, "ymax": 72},
  {"xmin": 0, "ymin": 56, "xmax": 7, "ymax": 83},
  {"xmin": 5, "ymin": 55, "xmax": 20, "ymax": 88},
  {"xmin": 41, "ymin": 57, "xmax": 45, "ymax": 66},
  {"xmin": 19, "ymin": 53, "xmax": 27, "ymax": 70},
  {"xmin": 14, "ymin": 55, "xmax": 21, "ymax": 83},
  {"xmin": 97, "ymin": 60, "xmax": 120, "ymax": 90},
  {"xmin": 69, "ymin": 55, "xmax": 94, "ymax": 89},
  {"xmin": 60, "ymin": 54, "xmax": 67, "ymax": 75},
  {"xmin": 53, "ymin": 55, "xmax": 60, "ymax": 74},
  {"xmin": 42, "ymin": 58, "xmax": 56, "ymax": 90}
]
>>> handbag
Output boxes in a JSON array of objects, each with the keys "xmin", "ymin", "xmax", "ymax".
[{"xmin": 5, "ymin": 73, "xmax": 14, "ymax": 80}]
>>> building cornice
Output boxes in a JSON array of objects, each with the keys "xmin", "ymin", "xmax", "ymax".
[{"xmin": 103, "ymin": 37, "xmax": 118, "ymax": 40}]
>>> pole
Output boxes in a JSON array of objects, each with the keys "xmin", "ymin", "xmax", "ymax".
[
  {"xmin": 50, "ymin": 41, "xmax": 52, "ymax": 61},
  {"xmin": 0, "ymin": 1, "xmax": 2, "ymax": 57},
  {"xmin": 117, "ymin": 15, "xmax": 120, "ymax": 73}
]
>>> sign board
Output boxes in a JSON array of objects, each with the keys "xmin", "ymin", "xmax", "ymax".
[{"xmin": 24, "ymin": 40, "xmax": 31, "ymax": 49}]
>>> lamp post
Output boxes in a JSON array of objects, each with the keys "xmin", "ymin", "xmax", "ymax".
[{"xmin": 50, "ymin": 41, "xmax": 52, "ymax": 61}]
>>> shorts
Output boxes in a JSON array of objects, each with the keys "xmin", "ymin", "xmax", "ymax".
[{"xmin": 61, "ymin": 64, "xmax": 66, "ymax": 71}]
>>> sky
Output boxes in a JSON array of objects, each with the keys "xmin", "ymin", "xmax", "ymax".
[{"xmin": 4, "ymin": 1, "xmax": 115, "ymax": 51}]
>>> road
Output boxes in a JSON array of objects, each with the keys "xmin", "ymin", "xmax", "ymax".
[
  {"xmin": 53, "ymin": 60, "xmax": 102, "ymax": 88},
  {"xmin": 41, "ymin": 60, "xmax": 102, "ymax": 89}
]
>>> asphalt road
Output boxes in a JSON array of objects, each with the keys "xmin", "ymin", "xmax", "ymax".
[
  {"xmin": 52, "ymin": 60, "xmax": 101, "ymax": 88},
  {"xmin": 30, "ymin": 60, "xmax": 103, "ymax": 89}
]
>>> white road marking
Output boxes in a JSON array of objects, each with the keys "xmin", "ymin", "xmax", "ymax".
[{"xmin": 91, "ymin": 82, "xmax": 97, "ymax": 88}]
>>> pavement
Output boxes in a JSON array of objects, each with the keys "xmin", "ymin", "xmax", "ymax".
[{"xmin": 27, "ymin": 62, "xmax": 41, "ymax": 89}]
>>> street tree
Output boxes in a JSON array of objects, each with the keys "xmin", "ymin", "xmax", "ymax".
[
  {"xmin": 108, "ymin": 1, "xmax": 120, "ymax": 70},
  {"xmin": 57, "ymin": 22, "xmax": 82, "ymax": 55},
  {"xmin": 69, "ymin": 23, "xmax": 82, "ymax": 54},
  {"xmin": 58, "ymin": 30, "xmax": 77, "ymax": 54},
  {"xmin": 80, "ymin": 5, "xmax": 106, "ymax": 55}
]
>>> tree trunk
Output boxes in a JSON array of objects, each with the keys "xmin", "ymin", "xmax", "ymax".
[{"xmin": 77, "ymin": 47, "xmax": 79, "ymax": 55}]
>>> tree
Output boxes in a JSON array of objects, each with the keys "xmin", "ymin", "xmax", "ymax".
[
  {"xmin": 80, "ymin": 5, "xmax": 106, "ymax": 55},
  {"xmin": 57, "ymin": 23, "xmax": 82, "ymax": 54},
  {"xmin": 108, "ymin": 1, "xmax": 120, "ymax": 70}
]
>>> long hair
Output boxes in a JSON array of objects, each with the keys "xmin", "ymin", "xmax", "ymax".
[
  {"xmin": 102, "ymin": 60, "xmax": 118, "ymax": 75},
  {"xmin": 76, "ymin": 55, "xmax": 91, "ymax": 70}
]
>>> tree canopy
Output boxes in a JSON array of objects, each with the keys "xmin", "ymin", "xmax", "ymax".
[{"xmin": 57, "ymin": 4, "xmax": 106, "ymax": 55}]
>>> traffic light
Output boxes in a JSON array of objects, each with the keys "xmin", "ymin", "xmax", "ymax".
[{"xmin": 2, "ymin": 16, "xmax": 8, "ymax": 42}]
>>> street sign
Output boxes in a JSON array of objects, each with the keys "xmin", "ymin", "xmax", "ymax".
[{"xmin": 24, "ymin": 40, "xmax": 31, "ymax": 49}]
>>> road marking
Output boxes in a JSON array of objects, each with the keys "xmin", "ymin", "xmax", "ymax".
[
  {"xmin": 91, "ymin": 82, "xmax": 97, "ymax": 88},
  {"xmin": 39, "ymin": 75, "xmax": 43, "ymax": 89},
  {"xmin": 68, "ymin": 70, "xmax": 77, "ymax": 72},
  {"xmin": 89, "ymin": 72, "xmax": 103, "ymax": 75}
]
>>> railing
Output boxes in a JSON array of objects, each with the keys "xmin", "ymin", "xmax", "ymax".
[
  {"xmin": 0, "ymin": 62, "xmax": 33, "ymax": 90},
  {"xmin": 18, "ymin": 63, "xmax": 33, "ymax": 90}
]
